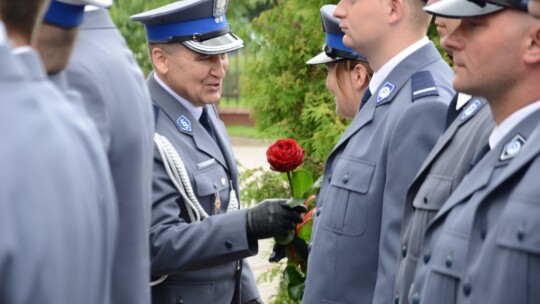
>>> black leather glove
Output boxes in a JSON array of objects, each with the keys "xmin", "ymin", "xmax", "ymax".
[
  {"xmin": 246, "ymin": 199, "xmax": 305, "ymax": 240},
  {"xmin": 269, "ymin": 236, "xmax": 309, "ymax": 263}
]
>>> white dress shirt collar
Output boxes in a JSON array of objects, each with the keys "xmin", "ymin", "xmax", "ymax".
[
  {"xmin": 11, "ymin": 46, "xmax": 33, "ymax": 55},
  {"xmin": 456, "ymin": 93, "xmax": 473, "ymax": 110},
  {"xmin": 153, "ymin": 72, "xmax": 203, "ymax": 120},
  {"xmin": 369, "ymin": 36, "xmax": 430, "ymax": 94},
  {"xmin": 0, "ymin": 22, "xmax": 7, "ymax": 45},
  {"xmin": 489, "ymin": 100, "xmax": 540, "ymax": 149}
]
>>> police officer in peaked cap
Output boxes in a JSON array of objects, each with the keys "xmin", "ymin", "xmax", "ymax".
[
  {"xmin": 60, "ymin": 0, "xmax": 156, "ymax": 303},
  {"xmin": 307, "ymin": 4, "xmax": 373, "ymax": 119},
  {"xmin": 132, "ymin": 1, "xmax": 305, "ymax": 303},
  {"xmin": 408, "ymin": 1, "xmax": 540, "ymax": 303},
  {"xmin": 0, "ymin": 0, "xmax": 118, "ymax": 302}
]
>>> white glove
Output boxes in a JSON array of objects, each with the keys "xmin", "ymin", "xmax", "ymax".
[{"xmin": 55, "ymin": 0, "xmax": 112, "ymax": 8}]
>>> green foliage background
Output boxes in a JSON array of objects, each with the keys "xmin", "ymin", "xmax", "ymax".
[{"xmin": 244, "ymin": 0, "xmax": 343, "ymax": 177}]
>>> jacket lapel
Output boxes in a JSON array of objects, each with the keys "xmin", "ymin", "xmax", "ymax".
[
  {"xmin": 329, "ymin": 43, "xmax": 443, "ymax": 158},
  {"xmin": 206, "ymin": 106, "xmax": 240, "ymax": 191},
  {"xmin": 432, "ymin": 108, "xmax": 540, "ymax": 224},
  {"xmin": 413, "ymin": 97, "xmax": 486, "ymax": 182},
  {"xmin": 146, "ymin": 74, "xmax": 228, "ymax": 169}
]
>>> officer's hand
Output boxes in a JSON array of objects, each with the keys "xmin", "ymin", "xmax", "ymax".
[{"xmin": 246, "ymin": 199, "xmax": 304, "ymax": 240}]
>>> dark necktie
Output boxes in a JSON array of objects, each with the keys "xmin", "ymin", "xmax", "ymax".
[
  {"xmin": 445, "ymin": 94, "xmax": 459, "ymax": 129},
  {"xmin": 469, "ymin": 143, "xmax": 490, "ymax": 173},
  {"xmin": 358, "ymin": 89, "xmax": 372, "ymax": 113},
  {"xmin": 200, "ymin": 106, "xmax": 216, "ymax": 142}
]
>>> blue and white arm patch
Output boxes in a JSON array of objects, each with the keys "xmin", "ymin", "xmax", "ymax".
[{"xmin": 411, "ymin": 71, "xmax": 439, "ymax": 102}]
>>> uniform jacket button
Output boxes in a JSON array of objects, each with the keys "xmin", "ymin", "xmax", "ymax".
[
  {"xmin": 402, "ymin": 244, "xmax": 407, "ymax": 258},
  {"xmin": 315, "ymin": 209, "xmax": 321, "ymax": 216},
  {"xmin": 462, "ymin": 279, "xmax": 472, "ymax": 296},
  {"xmin": 517, "ymin": 226, "xmax": 525, "ymax": 241},
  {"xmin": 176, "ymin": 297, "xmax": 184, "ymax": 304},
  {"xmin": 445, "ymin": 253, "xmax": 453, "ymax": 268},
  {"xmin": 342, "ymin": 174, "xmax": 349, "ymax": 184},
  {"xmin": 225, "ymin": 240, "xmax": 233, "ymax": 249},
  {"xmin": 480, "ymin": 228, "xmax": 487, "ymax": 241},
  {"xmin": 394, "ymin": 294, "xmax": 400, "ymax": 304},
  {"xmin": 423, "ymin": 196, "xmax": 428, "ymax": 204},
  {"xmin": 423, "ymin": 250, "xmax": 431, "ymax": 264},
  {"xmin": 411, "ymin": 292, "xmax": 420, "ymax": 304}
]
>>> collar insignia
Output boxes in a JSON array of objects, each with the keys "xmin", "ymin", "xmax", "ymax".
[
  {"xmin": 500, "ymin": 134, "xmax": 526, "ymax": 161},
  {"xmin": 377, "ymin": 82, "xmax": 395, "ymax": 103},
  {"xmin": 461, "ymin": 99, "xmax": 482, "ymax": 121},
  {"xmin": 177, "ymin": 115, "xmax": 192, "ymax": 132}
]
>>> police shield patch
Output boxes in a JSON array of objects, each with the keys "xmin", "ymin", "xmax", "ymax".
[
  {"xmin": 176, "ymin": 115, "xmax": 192, "ymax": 132},
  {"xmin": 500, "ymin": 134, "xmax": 526, "ymax": 161}
]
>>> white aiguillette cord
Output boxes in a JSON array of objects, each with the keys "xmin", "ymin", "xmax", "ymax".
[{"xmin": 150, "ymin": 133, "xmax": 239, "ymax": 286}]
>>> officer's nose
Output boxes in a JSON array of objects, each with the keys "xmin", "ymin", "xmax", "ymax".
[{"xmin": 210, "ymin": 54, "xmax": 228, "ymax": 79}]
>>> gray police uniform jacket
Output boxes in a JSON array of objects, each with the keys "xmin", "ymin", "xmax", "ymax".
[
  {"xmin": 1, "ymin": 44, "xmax": 117, "ymax": 303},
  {"xmin": 393, "ymin": 97, "xmax": 494, "ymax": 304},
  {"xmin": 409, "ymin": 108, "xmax": 540, "ymax": 304},
  {"xmin": 65, "ymin": 9, "xmax": 154, "ymax": 304},
  {"xmin": 147, "ymin": 74, "xmax": 259, "ymax": 304},
  {"xmin": 303, "ymin": 42, "xmax": 454, "ymax": 304}
]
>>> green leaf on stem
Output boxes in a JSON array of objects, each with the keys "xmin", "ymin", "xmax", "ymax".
[
  {"xmin": 284, "ymin": 265, "xmax": 305, "ymax": 301},
  {"xmin": 297, "ymin": 218, "xmax": 313, "ymax": 242},
  {"xmin": 291, "ymin": 169, "xmax": 313, "ymax": 198}
]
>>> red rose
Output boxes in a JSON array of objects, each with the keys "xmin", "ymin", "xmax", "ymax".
[{"xmin": 266, "ymin": 139, "xmax": 305, "ymax": 173}]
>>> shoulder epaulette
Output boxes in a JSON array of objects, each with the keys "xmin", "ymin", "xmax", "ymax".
[{"xmin": 411, "ymin": 71, "xmax": 439, "ymax": 102}]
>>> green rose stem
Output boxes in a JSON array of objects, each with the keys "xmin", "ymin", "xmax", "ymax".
[{"xmin": 286, "ymin": 171, "xmax": 295, "ymax": 197}]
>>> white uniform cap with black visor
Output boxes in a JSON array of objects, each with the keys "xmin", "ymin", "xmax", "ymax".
[
  {"xmin": 307, "ymin": 4, "xmax": 367, "ymax": 65},
  {"xmin": 424, "ymin": 0, "xmax": 527, "ymax": 18},
  {"xmin": 131, "ymin": 0, "xmax": 244, "ymax": 55}
]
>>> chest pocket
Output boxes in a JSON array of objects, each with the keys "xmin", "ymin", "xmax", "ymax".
[
  {"xmin": 413, "ymin": 175, "xmax": 454, "ymax": 211},
  {"xmin": 496, "ymin": 196, "xmax": 540, "ymax": 255},
  {"xmin": 495, "ymin": 196, "xmax": 540, "ymax": 303},
  {"xmin": 321, "ymin": 156, "xmax": 375, "ymax": 236},
  {"xmin": 193, "ymin": 164, "xmax": 230, "ymax": 197}
]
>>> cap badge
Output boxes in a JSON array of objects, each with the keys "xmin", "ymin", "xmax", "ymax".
[
  {"xmin": 213, "ymin": 0, "xmax": 228, "ymax": 18},
  {"xmin": 377, "ymin": 82, "xmax": 395, "ymax": 103},
  {"xmin": 500, "ymin": 134, "xmax": 526, "ymax": 161},
  {"xmin": 177, "ymin": 115, "xmax": 192, "ymax": 133},
  {"xmin": 461, "ymin": 99, "xmax": 482, "ymax": 121}
]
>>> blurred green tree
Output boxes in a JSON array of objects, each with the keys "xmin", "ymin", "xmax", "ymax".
[{"xmin": 244, "ymin": 0, "xmax": 343, "ymax": 177}]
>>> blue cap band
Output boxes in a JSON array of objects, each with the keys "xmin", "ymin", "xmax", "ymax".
[
  {"xmin": 43, "ymin": 1, "xmax": 85, "ymax": 28},
  {"xmin": 325, "ymin": 32, "xmax": 355, "ymax": 55},
  {"xmin": 145, "ymin": 16, "xmax": 228, "ymax": 43}
]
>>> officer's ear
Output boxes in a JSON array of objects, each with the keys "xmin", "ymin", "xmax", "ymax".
[
  {"xmin": 352, "ymin": 64, "xmax": 368, "ymax": 91},
  {"xmin": 523, "ymin": 21, "xmax": 540, "ymax": 65},
  {"xmin": 151, "ymin": 46, "xmax": 170, "ymax": 75},
  {"xmin": 388, "ymin": 0, "xmax": 404, "ymax": 25}
]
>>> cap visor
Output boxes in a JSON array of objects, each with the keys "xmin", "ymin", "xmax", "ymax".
[
  {"xmin": 183, "ymin": 32, "xmax": 244, "ymax": 55},
  {"xmin": 306, "ymin": 51, "xmax": 341, "ymax": 65},
  {"xmin": 83, "ymin": 0, "xmax": 112, "ymax": 8},
  {"xmin": 423, "ymin": 0, "xmax": 503, "ymax": 17}
]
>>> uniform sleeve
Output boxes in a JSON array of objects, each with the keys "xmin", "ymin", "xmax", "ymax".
[
  {"xmin": 65, "ymin": 63, "xmax": 111, "ymax": 150},
  {"xmin": 372, "ymin": 100, "xmax": 448, "ymax": 304},
  {"xmin": 150, "ymin": 145, "xmax": 258, "ymax": 275}
]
